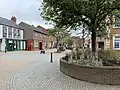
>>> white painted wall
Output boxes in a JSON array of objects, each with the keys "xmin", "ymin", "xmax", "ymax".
[
  {"xmin": 0, "ymin": 24, "xmax": 25, "ymax": 51},
  {"xmin": 0, "ymin": 24, "xmax": 24, "ymax": 40},
  {"xmin": 1, "ymin": 38, "xmax": 6, "ymax": 51},
  {"xmin": 21, "ymin": 41, "xmax": 23, "ymax": 50},
  {"xmin": 24, "ymin": 41, "xmax": 26, "ymax": 49},
  {"xmin": 12, "ymin": 28, "xmax": 14, "ymax": 39},
  {"xmin": 21, "ymin": 30, "xmax": 23, "ymax": 39},
  {"xmin": 113, "ymin": 35, "xmax": 116, "ymax": 50},
  {"xmin": 7, "ymin": 27, "xmax": 9, "ymax": 38},
  {"xmin": 0, "ymin": 25, "xmax": 3, "ymax": 38}
]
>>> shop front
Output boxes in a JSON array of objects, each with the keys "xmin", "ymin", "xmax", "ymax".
[{"xmin": 6, "ymin": 39, "xmax": 26, "ymax": 51}]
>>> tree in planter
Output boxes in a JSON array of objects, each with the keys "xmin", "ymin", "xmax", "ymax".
[
  {"xmin": 41, "ymin": 0, "xmax": 120, "ymax": 53},
  {"xmin": 48, "ymin": 27, "xmax": 70, "ymax": 51},
  {"xmin": 64, "ymin": 37, "xmax": 74, "ymax": 49},
  {"xmin": 76, "ymin": 24, "xmax": 91, "ymax": 49}
]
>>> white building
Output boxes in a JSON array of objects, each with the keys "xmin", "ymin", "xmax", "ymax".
[{"xmin": 0, "ymin": 16, "xmax": 26, "ymax": 51}]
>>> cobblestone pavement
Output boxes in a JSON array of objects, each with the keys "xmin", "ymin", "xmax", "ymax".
[{"xmin": 0, "ymin": 50, "xmax": 120, "ymax": 90}]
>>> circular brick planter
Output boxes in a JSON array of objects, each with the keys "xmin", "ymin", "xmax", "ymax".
[{"xmin": 60, "ymin": 58, "xmax": 120, "ymax": 85}]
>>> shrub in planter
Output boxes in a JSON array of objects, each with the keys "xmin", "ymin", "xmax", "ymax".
[
  {"xmin": 62, "ymin": 54, "xmax": 69, "ymax": 61},
  {"xmin": 72, "ymin": 57, "xmax": 76, "ymax": 59},
  {"xmin": 76, "ymin": 48, "xmax": 81, "ymax": 59},
  {"xmin": 98, "ymin": 50, "xmax": 120, "ymax": 66},
  {"xmin": 64, "ymin": 55, "xmax": 69, "ymax": 61},
  {"xmin": 71, "ymin": 50, "xmax": 76, "ymax": 59},
  {"xmin": 59, "ymin": 46, "xmax": 65, "ymax": 51}
]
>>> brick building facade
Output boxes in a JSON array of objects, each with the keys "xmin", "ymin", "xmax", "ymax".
[
  {"xmin": 97, "ymin": 17, "xmax": 120, "ymax": 50},
  {"xmin": 19, "ymin": 22, "xmax": 56, "ymax": 51},
  {"xmin": 109, "ymin": 25, "xmax": 120, "ymax": 50}
]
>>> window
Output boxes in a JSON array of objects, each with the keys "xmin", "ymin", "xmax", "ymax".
[
  {"xmin": 35, "ymin": 33, "xmax": 38, "ymax": 37},
  {"xmin": 18, "ymin": 30, "xmax": 21, "ymax": 38},
  {"xmin": 8, "ymin": 27, "xmax": 12, "ymax": 38},
  {"xmin": 34, "ymin": 40, "xmax": 38, "ymax": 47},
  {"xmin": 3, "ymin": 26, "xmax": 7, "ymax": 38},
  {"xmin": 115, "ymin": 42, "xmax": 119, "ymax": 48},
  {"xmin": 16, "ymin": 29, "xmax": 18, "ymax": 38},
  {"xmin": 13, "ymin": 29, "xmax": 21, "ymax": 38},
  {"xmin": 114, "ymin": 36, "xmax": 120, "ymax": 49},
  {"xmin": 13, "ymin": 29, "xmax": 17, "ymax": 38}
]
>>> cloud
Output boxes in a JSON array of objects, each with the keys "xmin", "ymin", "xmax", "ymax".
[{"xmin": 0, "ymin": 0, "xmax": 53, "ymax": 29}]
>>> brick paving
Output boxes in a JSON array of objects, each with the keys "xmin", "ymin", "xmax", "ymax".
[{"xmin": 0, "ymin": 50, "xmax": 120, "ymax": 90}]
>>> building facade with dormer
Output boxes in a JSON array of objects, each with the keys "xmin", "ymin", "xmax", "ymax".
[{"xmin": 0, "ymin": 16, "xmax": 26, "ymax": 51}]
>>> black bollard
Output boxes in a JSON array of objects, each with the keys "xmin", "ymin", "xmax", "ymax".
[{"xmin": 50, "ymin": 52, "xmax": 53, "ymax": 63}]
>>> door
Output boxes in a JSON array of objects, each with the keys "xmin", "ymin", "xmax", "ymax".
[
  {"xmin": 7, "ymin": 43, "xmax": 14, "ymax": 51},
  {"xmin": 98, "ymin": 42, "xmax": 104, "ymax": 50},
  {"xmin": 6, "ymin": 40, "xmax": 14, "ymax": 51},
  {"xmin": 39, "ymin": 42, "xmax": 42, "ymax": 50}
]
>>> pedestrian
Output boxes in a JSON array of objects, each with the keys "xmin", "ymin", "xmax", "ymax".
[
  {"xmin": 5, "ymin": 47, "xmax": 7, "ymax": 53},
  {"xmin": 40, "ymin": 48, "xmax": 45, "ymax": 54}
]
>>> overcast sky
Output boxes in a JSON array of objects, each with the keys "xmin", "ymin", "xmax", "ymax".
[{"xmin": 0, "ymin": 0, "xmax": 53, "ymax": 29}]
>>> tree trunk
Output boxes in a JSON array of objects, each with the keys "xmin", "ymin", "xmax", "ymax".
[
  {"xmin": 56, "ymin": 36, "xmax": 60, "ymax": 52},
  {"xmin": 91, "ymin": 27, "xmax": 96, "ymax": 52},
  {"xmin": 82, "ymin": 29, "xmax": 85, "ymax": 49}
]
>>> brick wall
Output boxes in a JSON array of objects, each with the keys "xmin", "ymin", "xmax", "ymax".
[
  {"xmin": 110, "ymin": 25, "xmax": 120, "ymax": 49},
  {"xmin": 60, "ymin": 59, "xmax": 120, "ymax": 85}
]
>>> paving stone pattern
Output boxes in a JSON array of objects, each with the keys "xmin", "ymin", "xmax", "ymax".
[{"xmin": 0, "ymin": 50, "xmax": 120, "ymax": 90}]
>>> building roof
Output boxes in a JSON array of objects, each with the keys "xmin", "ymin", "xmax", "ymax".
[
  {"xmin": 19, "ymin": 22, "xmax": 48, "ymax": 35},
  {"xmin": 19, "ymin": 22, "xmax": 35, "ymax": 30},
  {"xmin": 0, "ymin": 17, "xmax": 23, "ymax": 30},
  {"xmin": 35, "ymin": 26, "xmax": 48, "ymax": 35}
]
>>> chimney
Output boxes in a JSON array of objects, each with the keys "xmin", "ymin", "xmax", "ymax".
[{"xmin": 11, "ymin": 16, "xmax": 16, "ymax": 23}]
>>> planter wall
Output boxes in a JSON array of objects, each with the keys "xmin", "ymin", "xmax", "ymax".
[{"xmin": 60, "ymin": 58, "xmax": 120, "ymax": 85}]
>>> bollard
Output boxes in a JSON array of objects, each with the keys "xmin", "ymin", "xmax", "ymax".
[{"xmin": 50, "ymin": 52, "xmax": 53, "ymax": 63}]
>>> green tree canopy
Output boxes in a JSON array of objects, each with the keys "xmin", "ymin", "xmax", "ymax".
[
  {"xmin": 41, "ymin": 0, "xmax": 120, "ymax": 52},
  {"xmin": 64, "ymin": 37, "xmax": 74, "ymax": 45},
  {"xmin": 48, "ymin": 27, "xmax": 71, "ymax": 46}
]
